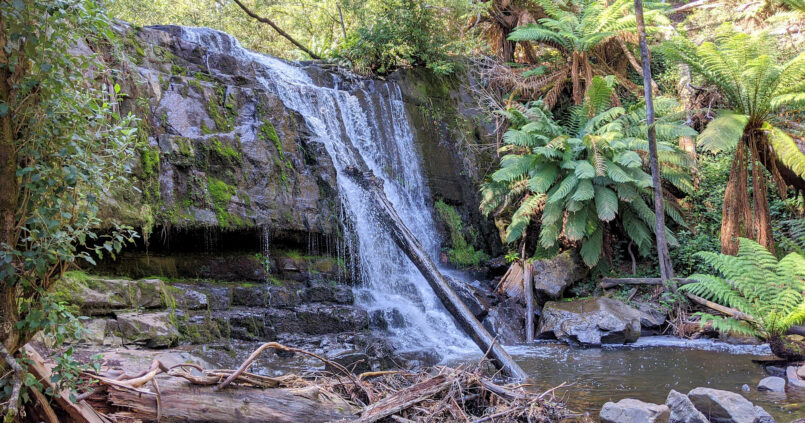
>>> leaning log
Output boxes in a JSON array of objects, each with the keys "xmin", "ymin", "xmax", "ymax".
[
  {"xmin": 523, "ymin": 261, "xmax": 535, "ymax": 343},
  {"xmin": 345, "ymin": 168, "xmax": 527, "ymax": 380},
  {"xmin": 599, "ymin": 277, "xmax": 694, "ymax": 289}
]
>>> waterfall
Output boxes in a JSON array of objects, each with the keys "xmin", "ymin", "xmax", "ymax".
[{"xmin": 176, "ymin": 27, "xmax": 475, "ymax": 356}]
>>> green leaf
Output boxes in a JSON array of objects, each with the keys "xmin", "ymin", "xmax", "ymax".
[
  {"xmin": 697, "ymin": 112, "xmax": 748, "ymax": 153},
  {"xmin": 594, "ymin": 186, "xmax": 618, "ymax": 221},
  {"xmin": 574, "ymin": 161, "xmax": 596, "ymax": 179},
  {"xmin": 580, "ymin": 225, "xmax": 603, "ymax": 267}
]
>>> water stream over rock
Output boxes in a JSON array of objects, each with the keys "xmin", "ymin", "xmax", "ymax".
[{"xmin": 175, "ymin": 27, "xmax": 476, "ymax": 357}]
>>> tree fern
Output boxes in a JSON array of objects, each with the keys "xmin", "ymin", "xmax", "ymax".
[
  {"xmin": 664, "ymin": 27, "xmax": 805, "ymax": 253},
  {"xmin": 680, "ymin": 238, "xmax": 805, "ymax": 339},
  {"xmin": 481, "ymin": 76, "xmax": 695, "ymax": 267}
]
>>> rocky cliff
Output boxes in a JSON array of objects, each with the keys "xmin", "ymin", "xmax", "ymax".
[{"xmin": 101, "ymin": 22, "xmax": 500, "ymax": 276}]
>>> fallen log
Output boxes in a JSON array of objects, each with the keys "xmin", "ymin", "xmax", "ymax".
[
  {"xmin": 599, "ymin": 277, "xmax": 694, "ymax": 289},
  {"xmin": 103, "ymin": 379, "xmax": 356, "ymax": 423},
  {"xmin": 345, "ymin": 168, "xmax": 527, "ymax": 380},
  {"xmin": 355, "ymin": 375, "xmax": 451, "ymax": 423}
]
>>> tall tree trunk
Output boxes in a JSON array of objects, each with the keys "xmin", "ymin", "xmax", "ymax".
[
  {"xmin": 721, "ymin": 142, "xmax": 753, "ymax": 255},
  {"xmin": 634, "ymin": 0, "xmax": 674, "ymax": 281},
  {"xmin": 676, "ymin": 64, "xmax": 698, "ymax": 169},
  {"xmin": 0, "ymin": 12, "xmax": 20, "ymax": 354}
]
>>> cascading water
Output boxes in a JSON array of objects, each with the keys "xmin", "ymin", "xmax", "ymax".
[{"xmin": 177, "ymin": 27, "xmax": 475, "ymax": 356}]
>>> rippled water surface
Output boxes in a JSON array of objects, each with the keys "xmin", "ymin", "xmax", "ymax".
[{"xmin": 456, "ymin": 337, "xmax": 805, "ymax": 421}]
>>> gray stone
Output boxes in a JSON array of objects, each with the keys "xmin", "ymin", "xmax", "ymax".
[
  {"xmin": 600, "ymin": 398, "xmax": 670, "ymax": 423},
  {"xmin": 666, "ymin": 389, "xmax": 708, "ymax": 423},
  {"xmin": 81, "ymin": 319, "xmax": 107, "ymax": 344},
  {"xmin": 115, "ymin": 312, "xmax": 179, "ymax": 348},
  {"xmin": 531, "ymin": 251, "xmax": 586, "ymax": 302},
  {"xmin": 753, "ymin": 406, "xmax": 775, "ymax": 423},
  {"xmin": 302, "ymin": 284, "xmax": 354, "ymax": 304},
  {"xmin": 786, "ymin": 366, "xmax": 805, "ymax": 389},
  {"xmin": 687, "ymin": 387, "xmax": 756, "ymax": 423},
  {"xmin": 481, "ymin": 299, "xmax": 525, "ymax": 345},
  {"xmin": 757, "ymin": 376, "xmax": 785, "ymax": 393},
  {"xmin": 638, "ymin": 302, "xmax": 667, "ymax": 329},
  {"xmin": 537, "ymin": 297, "xmax": 642, "ymax": 346},
  {"xmin": 232, "ymin": 285, "xmax": 271, "ymax": 307},
  {"xmin": 170, "ymin": 284, "xmax": 208, "ymax": 310}
]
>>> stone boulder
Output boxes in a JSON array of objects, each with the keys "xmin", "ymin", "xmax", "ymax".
[
  {"xmin": 600, "ymin": 398, "xmax": 670, "ymax": 423},
  {"xmin": 757, "ymin": 376, "xmax": 785, "ymax": 393},
  {"xmin": 637, "ymin": 302, "xmax": 667, "ymax": 331},
  {"xmin": 666, "ymin": 389, "xmax": 708, "ymax": 423},
  {"xmin": 531, "ymin": 251, "xmax": 586, "ymax": 302},
  {"xmin": 115, "ymin": 312, "xmax": 179, "ymax": 348},
  {"xmin": 786, "ymin": 366, "xmax": 805, "ymax": 389},
  {"xmin": 537, "ymin": 297, "xmax": 642, "ymax": 346},
  {"xmin": 687, "ymin": 387, "xmax": 758, "ymax": 423},
  {"xmin": 446, "ymin": 277, "xmax": 489, "ymax": 319},
  {"xmin": 293, "ymin": 303, "xmax": 369, "ymax": 335},
  {"xmin": 481, "ymin": 299, "xmax": 525, "ymax": 345}
]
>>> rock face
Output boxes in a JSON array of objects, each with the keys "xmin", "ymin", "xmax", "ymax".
[
  {"xmin": 786, "ymin": 366, "xmax": 805, "ymax": 389},
  {"xmin": 757, "ymin": 376, "xmax": 786, "ymax": 393},
  {"xmin": 537, "ymin": 297, "xmax": 642, "ymax": 346},
  {"xmin": 687, "ymin": 387, "xmax": 758, "ymax": 423},
  {"xmin": 600, "ymin": 398, "xmax": 670, "ymax": 423},
  {"xmin": 666, "ymin": 389, "xmax": 709, "ymax": 423},
  {"xmin": 531, "ymin": 251, "xmax": 586, "ymax": 302}
]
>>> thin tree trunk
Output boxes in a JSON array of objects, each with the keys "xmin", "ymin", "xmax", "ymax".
[
  {"xmin": 617, "ymin": 37, "xmax": 659, "ymax": 95},
  {"xmin": 337, "ymin": 4, "xmax": 347, "ymax": 41},
  {"xmin": 523, "ymin": 261, "xmax": 534, "ymax": 342},
  {"xmin": 232, "ymin": 0, "xmax": 322, "ymax": 60},
  {"xmin": 634, "ymin": 0, "xmax": 674, "ymax": 282}
]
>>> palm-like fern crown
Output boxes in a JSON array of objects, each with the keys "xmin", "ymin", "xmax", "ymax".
[
  {"xmin": 508, "ymin": 0, "xmax": 668, "ymax": 54},
  {"xmin": 664, "ymin": 26, "xmax": 805, "ymax": 180},
  {"xmin": 481, "ymin": 76, "xmax": 696, "ymax": 267},
  {"xmin": 679, "ymin": 238, "xmax": 805, "ymax": 338}
]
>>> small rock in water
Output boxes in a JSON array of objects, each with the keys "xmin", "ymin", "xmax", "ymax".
[
  {"xmin": 787, "ymin": 366, "xmax": 805, "ymax": 389},
  {"xmin": 687, "ymin": 387, "xmax": 757, "ymax": 423},
  {"xmin": 600, "ymin": 398, "xmax": 670, "ymax": 423},
  {"xmin": 798, "ymin": 365, "xmax": 805, "ymax": 379},
  {"xmin": 757, "ymin": 376, "xmax": 786, "ymax": 393},
  {"xmin": 741, "ymin": 384, "xmax": 750, "ymax": 392},
  {"xmin": 665, "ymin": 389, "xmax": 708, "ymax": 423}
]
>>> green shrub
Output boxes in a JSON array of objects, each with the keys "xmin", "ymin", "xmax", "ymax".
[{"xmin": 435, "ymin": 200, "xmax": 488, "ymax": 267}]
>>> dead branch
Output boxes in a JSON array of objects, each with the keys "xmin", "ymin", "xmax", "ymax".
[
  {"xmin": 231, "ymin": 0, "xmax": 322, "ymax": 60},
  {"xmin": 1, "ymin": 344, "xmax": 24, "ymax": 422}
]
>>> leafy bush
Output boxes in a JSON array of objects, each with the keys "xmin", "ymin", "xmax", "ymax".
[
  {"xmin": 679, "ymin": 238, "xmax": 805, "ymax": 339},
  {"xmin": 338, "ymin": 0, "xmax": 458, "ymax": 74},
  {"xmin": 481, "ymin": 76, "xmax": 695, "ymax": 267}
]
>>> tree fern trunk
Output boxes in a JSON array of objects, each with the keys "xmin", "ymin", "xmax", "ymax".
[
  {"xmin": 721, "ymin": 141, "xmax": 753, "ymax": 255},
  {"xmin": 750, "ymin": 133, "xmax": 775, "ymax": 254},
  {"xmin": 634, "ymin": 0, "xmax": 674, "ymax": 281}
]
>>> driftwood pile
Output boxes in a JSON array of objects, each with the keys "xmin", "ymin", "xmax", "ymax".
[{"xmin": 65, "ymin": 342, "xmax": 575, "ymax": 423}]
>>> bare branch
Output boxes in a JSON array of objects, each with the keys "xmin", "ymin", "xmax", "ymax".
[
  {"xmin": 1, "ymin": 344, "xmax": 24, "ymax": 423},
  {"xmin": 231, "ymin": 0, "xmax": 322, "ymax": 60}
]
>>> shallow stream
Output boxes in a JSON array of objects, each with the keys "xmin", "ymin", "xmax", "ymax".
[{"xmin": 459, "ymin": 337, "xmax": 805, "ymax": 421}]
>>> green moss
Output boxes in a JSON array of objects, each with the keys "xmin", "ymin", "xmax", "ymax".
[
  {"xmin": 204, "ymin": 85, "xmax": 237, "ymax": 133},
  {"xmin": 188, "ymin": 78, "xmax": 204, "ymax": 96},
  {"xmin": 207, "ymin": 177, "xmax": 237, "ymax": 227},
  {"xmin": 171, "ymin": 63, "xmax": 187, "ymax": 76},
  {"xmin": 209, "ymin": 138, "xmax": 241, "ymax": 164},
  {"xmin": 140, "ymin": 147, "xmax": 160, "ymax": 178},
  {"xmin": 258, "ymin": 122, "xmax": 291, "ymax": 181},
  {"xmin": 434, "ymin": 200, "xmax": 488, "ymax": 268}
]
